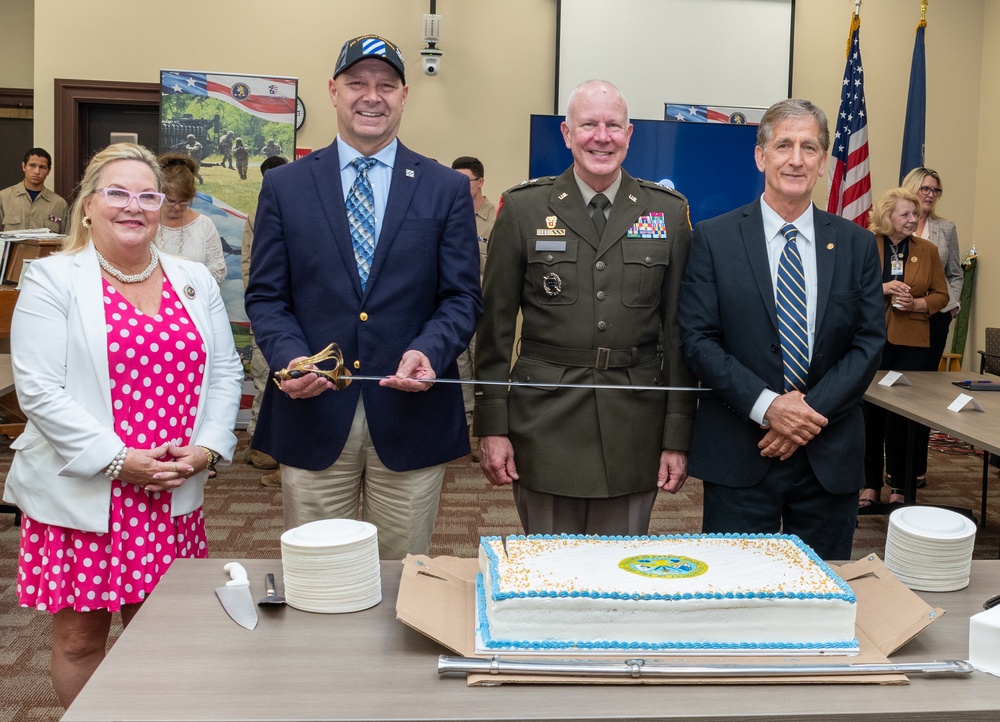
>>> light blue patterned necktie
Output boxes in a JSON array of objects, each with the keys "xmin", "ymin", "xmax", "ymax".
[
  {"xmin": 347, "ymin": 157, "xmax": 378, "ymax": 290},
  {"xmin": 776, "ymin": 223, "xmax": 809, "ymax": 393}
]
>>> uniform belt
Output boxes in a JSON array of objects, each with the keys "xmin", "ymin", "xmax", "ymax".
[{"xmin": 519, "ymin": 340, "xmax": 659, "ymax": 371}]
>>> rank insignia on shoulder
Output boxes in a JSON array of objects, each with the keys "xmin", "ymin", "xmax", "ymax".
[
  {"xmin": 542, "ymin": 272, "xmax": 563, "ymax": 297},
  {"xmin": 626, "ymin": 212, "xmax": 668, "ymax": 239}
]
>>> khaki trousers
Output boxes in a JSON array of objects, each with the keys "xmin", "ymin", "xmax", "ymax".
[{"xmin": 280, "ymin": 398, "xmax": 446, "ymax": 560}]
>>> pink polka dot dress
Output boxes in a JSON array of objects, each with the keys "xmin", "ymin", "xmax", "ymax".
[{"xmin": 17, "ymin": 277, "xmax": 209, "ymax": 614}]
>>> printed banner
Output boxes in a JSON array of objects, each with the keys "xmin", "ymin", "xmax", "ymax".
[
  {"xmin": 664, "ymin": 104, "xmax": 765, "ymax": 125},
  {"xmin": 160, "ymin": 69, "xmax": 298, "ymax": 426}
]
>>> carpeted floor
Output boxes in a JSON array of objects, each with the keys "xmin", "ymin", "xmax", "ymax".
[{"xmin": 0, "ymin": 430, "xmax": 996, "ymax": 721}]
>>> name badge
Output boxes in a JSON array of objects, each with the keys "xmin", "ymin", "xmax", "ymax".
[
  {"xmin": 891, "ymin": 258, "xmax": 904, "ymax": 276},
  {"xmin": 535, "ymin": 240, "xmax": 567, "ymax": 252}
]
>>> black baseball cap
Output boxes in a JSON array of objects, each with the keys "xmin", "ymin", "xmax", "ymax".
[{"xmin": 334, "ymin": 35, "xmax": 405, "ymax": 84}]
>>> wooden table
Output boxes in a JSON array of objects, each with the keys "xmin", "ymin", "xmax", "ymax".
[
  {"xmin": 63, "ymin": 559, "xmax": 1000, "ymax": 722},
  {"xmin": 863, "ymin": 371, "xmax": 1000, "ymax": 521}
]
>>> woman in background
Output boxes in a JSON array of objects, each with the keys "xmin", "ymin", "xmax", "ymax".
[
  {"xmin": 901, "ymin": 167, "xmax": 963, "ymax": 488},
  {"xmin": 156, "ymin": 153, "xmax": 227, "ymax": 286},
  {"xmin": 3, "ymin": 143, "xmax": 242, "ymax": 706},
  {"xmin": 860, "ymin": 188, "xmax": 949, "ymax": 507}
]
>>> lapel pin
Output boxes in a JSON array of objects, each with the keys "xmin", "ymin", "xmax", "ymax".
[
  {"xmin": 826, "ymin": 243, "xmax": 835, "ymax": 250},
  {"xmin": 628, "ymin": 194, "xmax": 638, "ymax": 203},
  {"xmin": 184, "ymin": 285, "xmax": 196, "ymax": 299},
  {"xmin": 405, "ymin": 169, "xmax": 415, "ymax": 178},
  {"xmin": 557, "ymin": 192, "xmax": 568, "ymax": 200},
  {"xmin": 911, "ymin": 256, "xmax": 918, "ymax": 263}
]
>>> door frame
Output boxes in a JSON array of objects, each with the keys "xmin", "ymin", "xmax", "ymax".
[{"xmin": 54, "ymin": 79, "xmax": 160, "ymax": 201}]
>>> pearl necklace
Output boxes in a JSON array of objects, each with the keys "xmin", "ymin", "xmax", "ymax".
[{"xmin": 96, "ymin": 245, "xmax": 160, "ymax": 284}]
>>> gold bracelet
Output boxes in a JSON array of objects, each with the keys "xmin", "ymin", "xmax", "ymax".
[{"xmin": 198, "ymin": 446, "xmax": 218, "ymax": 473}]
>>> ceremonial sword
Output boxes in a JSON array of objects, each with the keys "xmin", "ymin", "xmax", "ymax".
[{"xmin": 272, "ymin": 342, "xmax": 709, "ymax": 393}]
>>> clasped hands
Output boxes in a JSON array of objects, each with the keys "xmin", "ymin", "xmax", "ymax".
[
  {"xmin": 758, "ymin": 391, "xmax": 828, "ymax": 460},
  {"xmin": 117, "ymin": 444, "xmax": 213, "ymax": 493},
  {"xmin": 883, "ymin": 280, "xmax": 923, "ymax": 313}
]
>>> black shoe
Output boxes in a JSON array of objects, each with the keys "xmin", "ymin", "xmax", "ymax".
[{"xmin": 916, "ymin": 477, "xmax": 927, "ymax": 489}]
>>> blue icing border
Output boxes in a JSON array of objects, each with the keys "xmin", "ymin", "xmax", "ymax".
[
  {"xmin": 479, "ymin": 533, "xmax": 857, "ymax": 604},
  {"xmin": 475, "ymin": 572, "xmax": 860, "ymax": 652}
]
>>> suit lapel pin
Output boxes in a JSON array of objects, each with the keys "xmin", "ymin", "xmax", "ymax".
[
  {"xmin": 557, "ymin": 192, "xmax": 568, "ymax": 200},
  {"xmin": 405, "ymin": 169, "xmax": 415, "ymax": 178},
  {"xmin": 827, "ymin": 243, "xmax": 835, "ymax": 250},
  {"xmin": 184, "ymin": 285, "xmax": 196, "ymax": 299},
  {"xmin": 911, "ymin": 256, "xmax": 918, "ymax": 263},
  {"xmin": 628, "ymin": 194, "xmax": 637, "ymax": 203}
]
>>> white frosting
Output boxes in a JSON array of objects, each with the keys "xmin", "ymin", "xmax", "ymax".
[
  {"xmin": 478, "ymin": 534, "xmax": 858, "ymax": 652},
  {"xmin": 969, "ymin": 606, "xmax": 1000, "ymax": 676}
]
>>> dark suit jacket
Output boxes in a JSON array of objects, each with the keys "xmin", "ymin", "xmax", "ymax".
[
  {"xmin": 245, "ymin": 140, "xmax": 482, "ymax": 471},
  {"xmin": 679, "ymin": 201, "xmax": 885, "ymax": 494}
]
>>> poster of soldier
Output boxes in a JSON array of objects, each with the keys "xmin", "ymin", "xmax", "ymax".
[{"xmin": 159, "ymin": 69, "xmax": 297, "ymax": 325}]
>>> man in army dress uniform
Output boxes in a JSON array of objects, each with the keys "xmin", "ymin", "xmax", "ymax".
[{"xmin": 474, "ymin": 80, "xmax": 696, "ymax": 536}]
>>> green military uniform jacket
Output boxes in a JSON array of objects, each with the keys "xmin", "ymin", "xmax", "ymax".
[{"xmin": 473, "ymin": 167, "xmax": 695, "ymax": 498}]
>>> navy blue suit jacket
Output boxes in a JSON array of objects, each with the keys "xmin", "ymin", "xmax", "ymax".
[
  {"xmin": 245, "ymin": 140, "xmax": 482, "ymax": 471},
  {"xmin": 679, "ymin": 201, "xmax": 885, "ymax": 494}
]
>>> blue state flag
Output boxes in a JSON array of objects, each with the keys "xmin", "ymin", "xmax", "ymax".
[{"xmin": 899, "ymin": 22, "xmax": 926, "ymax": 183}]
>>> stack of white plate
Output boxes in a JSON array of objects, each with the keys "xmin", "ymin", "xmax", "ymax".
[
  {"xmin": 884, "ymin": 506, "xmax": 977, "ymax": 592},
  {"xmin": 280, "ymin": 519, "xmax": 382, "ymax": 613}
]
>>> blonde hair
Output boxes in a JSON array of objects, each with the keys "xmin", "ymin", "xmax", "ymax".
[
  {"xmin": 63, "ymin": 143, "xmax": 163, "ymax": 253},
  {"xmin": 868, "ymin": 187, "xmax": 921, "ymax": 237},
  {"xmin": 901, "ymin": 166, "xmax": 944, "ymax": 220}
]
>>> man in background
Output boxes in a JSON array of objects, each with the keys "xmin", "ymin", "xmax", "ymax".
[
  {"xmin": 241, "ymin": 154, "xmax": 289, "ymax": 486},
  {"xmin": 450, "ymin": 155, "xmax": 496, "ymax": 461},
  {"xmin": 474, "ymin": 79, "xmax": 695, "ymax": 536},
  {"xmin": 245, "ymin": 34, "xmax": 481, "ymax": 559},
  {"xmin": 679, "ymin": 98, "xmax": 885, "ymax": 560},
  {"xmin": 0, "ymin": 148, "xmax": 67, "ymax": 234}
]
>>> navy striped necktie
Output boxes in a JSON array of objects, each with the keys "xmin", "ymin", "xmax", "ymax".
[{"xmin": 776, "ymin": 223, "xmax": 809, "ymax": 392}]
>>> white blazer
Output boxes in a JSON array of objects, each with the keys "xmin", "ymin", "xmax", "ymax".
[{"xmin": 3, "ymin": 243, "xmax": 243, "ymax": 532}]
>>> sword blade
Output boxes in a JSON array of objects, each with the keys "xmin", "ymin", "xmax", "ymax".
[{"xmin": 345, "ymin": 374, "xmax": 707, "ymax": 393}]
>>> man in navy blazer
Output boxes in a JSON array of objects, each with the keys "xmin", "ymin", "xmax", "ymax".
[
  {"xmin": 245, "ymin": 35, "xmax": 482, "ymax": 559},
  {"xmin": 679, "ymin": 99, "xmax": 884, "ymax": 560}
]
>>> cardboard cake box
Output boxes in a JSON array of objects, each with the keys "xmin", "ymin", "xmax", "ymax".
[{"xmin": 395, "ymin": 553, "xmax": 944, "ymax": 686}]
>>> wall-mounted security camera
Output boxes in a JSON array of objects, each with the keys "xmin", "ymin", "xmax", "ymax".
[{"xmin": 421, "ymin": 46, "xmax": 443, "ymax": 76}]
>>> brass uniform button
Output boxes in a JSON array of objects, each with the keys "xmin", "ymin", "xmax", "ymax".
[
  {"xmin": 353, "ymin": 360, "xmax": 361, "ymax": 369},
  {"xmin": 359, "ymin": 312, "xmax": 369, "ymax": 321},
  {"xmin": 597, "ymin": 321, "xmax": 607, "ymax": 331},
  {"xmin": 595, "ymin": 261, "xmax": 606, "ymax": 271},
  {"xmin": 596, "ymin": 291, "xmax": 606, "ymax": 300}
]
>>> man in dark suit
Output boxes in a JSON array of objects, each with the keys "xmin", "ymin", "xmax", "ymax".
[
  {"xmin": 679, "ymin": 98, "xmax": 885, "ymax": 560},
  {"xmin": 475, "ymin": 80, "xmax": 696, "ymax": 536},
  {"xmin": 245, "ymin": 35, "xmax": 482, "ymax": 560}
]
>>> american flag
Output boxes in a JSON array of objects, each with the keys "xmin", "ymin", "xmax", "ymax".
[{"xmin": 826, "ymin": 13, "xmax": 872, "ymax": 228}]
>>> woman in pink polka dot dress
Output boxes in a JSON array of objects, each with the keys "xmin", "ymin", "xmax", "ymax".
[{"xmin": 3, "ymin": 144, "xmax": 242, "ymax": 707}]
